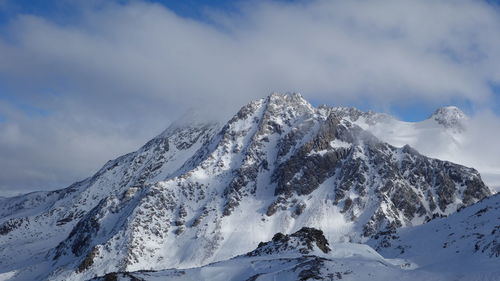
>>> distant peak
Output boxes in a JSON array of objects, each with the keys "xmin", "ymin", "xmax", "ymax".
[
  {"xmin": 430, "ymin": 106, "xmax": 467, "ymax": 129},
  {"xmin": 431, "ymin": 106, "xmax": 466, "ymax": 118}
]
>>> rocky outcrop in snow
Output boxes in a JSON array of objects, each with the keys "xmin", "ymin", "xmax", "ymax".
[{"xmin": 248, "ymin": 227, "xmax": 331, "ymax": 256}]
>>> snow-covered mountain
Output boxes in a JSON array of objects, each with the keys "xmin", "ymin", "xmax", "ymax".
[
  {"xmin": 0, "ymin": 93, "xmax": 496, "ymax": 281},
  {"xmin": 346, "ymin": 105, "xmax": 500, "ymax": 192}
]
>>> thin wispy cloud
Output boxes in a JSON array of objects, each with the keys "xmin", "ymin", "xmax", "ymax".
[{"xmin": 0, "ymin": 0, "xmax": 499, "ymax": 195}]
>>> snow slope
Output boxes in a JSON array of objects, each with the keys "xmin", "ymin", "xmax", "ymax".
[
  {"xmin": 91, "ymin": 228, "xmax": 421, "ymax": 281},
  {"xmin": 92, "ymin": 213, "xmax": 500, "ymax": 281},
  {"xmin": 370, "ymin": 193, "xmax": 500, "ymax": 280}
]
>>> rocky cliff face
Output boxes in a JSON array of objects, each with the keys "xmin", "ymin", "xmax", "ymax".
[{"xmin": 0, "ymin": 93, "xmax": 492, "ymax": 281}]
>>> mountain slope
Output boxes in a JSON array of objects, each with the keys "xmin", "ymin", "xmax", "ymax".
[
  {"xmin": 92, "ymin": 207, "xmax": 500, "ymax": 281},
  {"xmin": 0, "ymin": 119, "xmax": 220, "ymax": 279},
  {"xmin": 91, "ymin": 227, "xmax": 420, "ymax": 281},
  {"xmin": 370, "ymin": 193, "xmax": 500, "ymax": 279},
  {"xmin": 0, "ymin": 93, "xmax": 493, "ymax": 281}
]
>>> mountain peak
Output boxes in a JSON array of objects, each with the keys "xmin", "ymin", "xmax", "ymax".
[
  {"xmin": 430, "ymin": 106, "xmax": 467, "ymax": 129},
  {"xmin": 268, "ymin": 92, "xmax": 304, "ymax": 100},
  {"xmin": 266, "ymin": 92, "xmax": 313, "ymax": 111}
]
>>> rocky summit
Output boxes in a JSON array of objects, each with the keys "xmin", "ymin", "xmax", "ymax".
[{"xmin": 0, "ymin": 93, "xmax": 496, "ymax": 281}]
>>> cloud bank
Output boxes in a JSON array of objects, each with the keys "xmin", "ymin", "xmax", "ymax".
[{"xmin": 0, "ymin": 0, "xmax": 500, "ymax": 195}]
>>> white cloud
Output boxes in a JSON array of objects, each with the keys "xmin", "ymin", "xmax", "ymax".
[
  {"xmin": 0, "ymin": 0, "xmax": 499, "ymax": 195},
  {"xmin": 459, "ymin": 112, "xmax": 500, "ymax": 191},
  {"xmin": 0, "ymin": 100, "xmax": 153, "ymax": 196}
]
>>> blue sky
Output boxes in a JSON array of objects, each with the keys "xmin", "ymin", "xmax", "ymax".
[
  {"xmin": 0, "ymin": 0, "xmax": 296, "ymax": 22},
  {"xmin": 1, "ymin": 0, "xmax": 500, "ymax": 195}
]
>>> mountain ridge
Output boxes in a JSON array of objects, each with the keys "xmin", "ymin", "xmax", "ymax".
[{"xmin": 0, "ymin": 93, "xmax": 495, "ymax": 281}]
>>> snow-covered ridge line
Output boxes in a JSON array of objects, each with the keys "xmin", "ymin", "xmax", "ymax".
[{"xmin": 0, "ymin": 93, "xmax": 495, "ymax": 281}]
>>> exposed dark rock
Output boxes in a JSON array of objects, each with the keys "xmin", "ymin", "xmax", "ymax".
[
  {"xmin": 174, "ymin": 226, "xmax": 185, "ymax": 235},
  {"xmin": 463, "ymin": 177, "xmax": 491, "ymax": 205},
  {"xmin": 77, "ymin": 246, "xmax": 99, "ymax": 273},
  {"xmin": 293, "ymin": 202, "xmax": 307, "ymax": 217},
  {"xmin": 292, "ymin": 227, "xmax": 331, "ymax": 254},
  {"xmin": 56, "ymin": 212, "xmax": 84, "ymax": 226},
  {"xmin": 296, "ymin": 256, "xmax": 329, "ymax": 281},
  {"xmin": 0, "ymin": 218, "xmax": 25, "ymax": 235},
  {"xmin": 103, "ymin": 273, "xmax": 118, "ymax": 281},
  {"xmin": 273, "ymin": 114, "xmax": 348, "ymax": 196},
  {"xmin": 272, "ymin": 232, "xmax": 287, "ymax": 242},
  {"xmin": 249, "ymin": 227, "xmax": 330, "ymax": 257},
  {"xmin": 94, "ymin": 272, "xmax": 144, "ymax": 281},
  {"xmin": 223, "ymin": 166, "xmax": 259, "ymax": 216}
]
